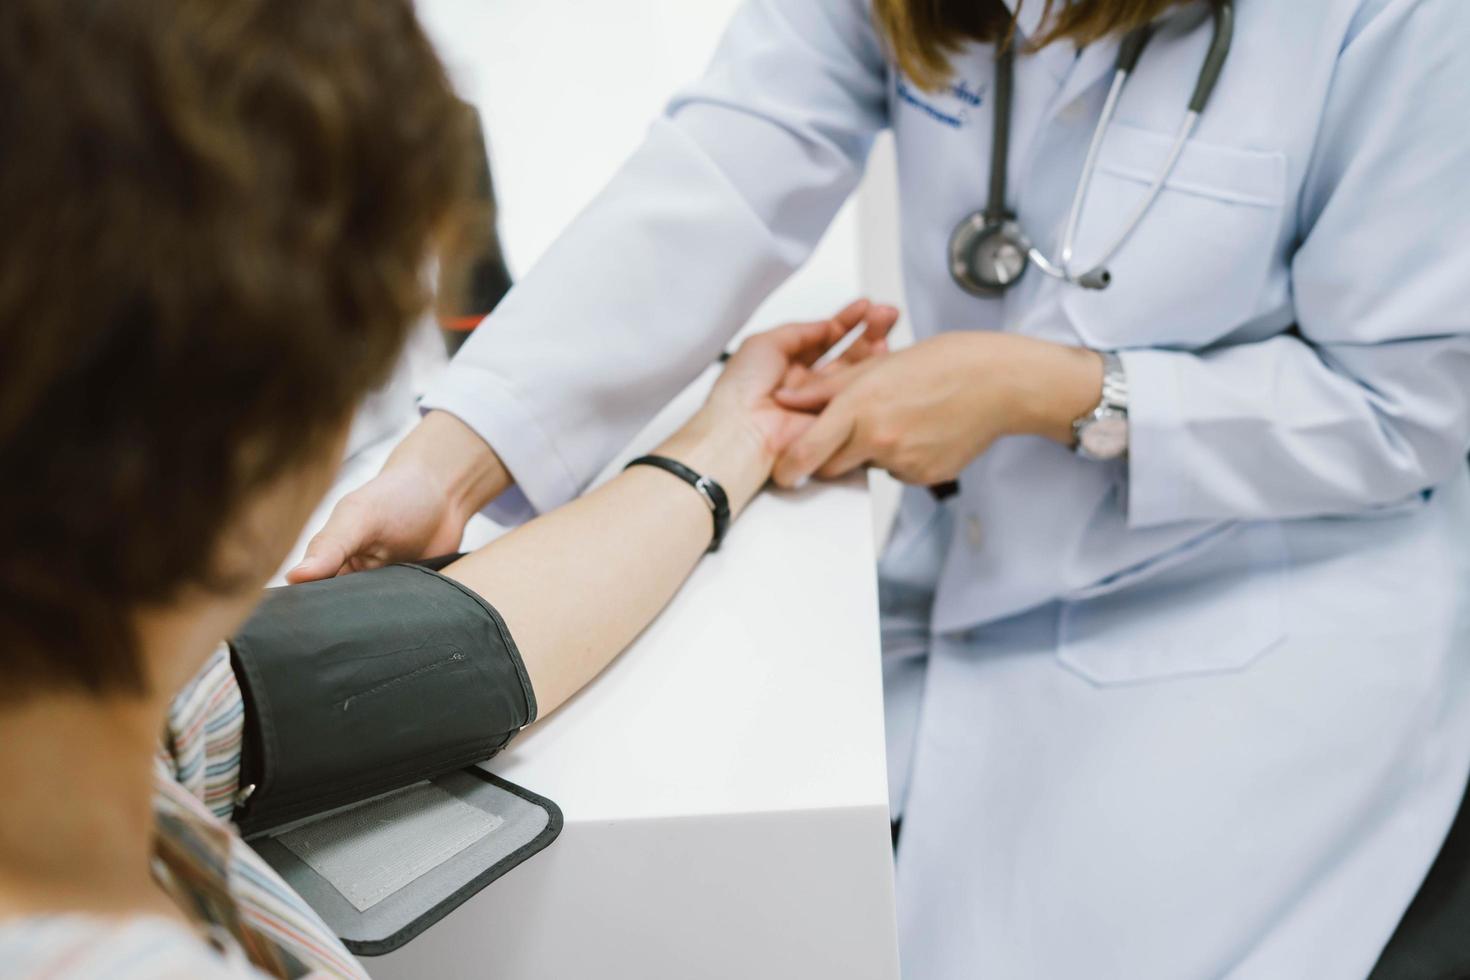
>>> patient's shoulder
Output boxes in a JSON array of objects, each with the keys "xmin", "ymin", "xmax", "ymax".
[{"xmin": 0, "ymin": 914, "xmax": 272, "ymax": 978}]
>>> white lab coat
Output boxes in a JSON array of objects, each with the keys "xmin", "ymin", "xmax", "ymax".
[{"xmin": 423, "ymin": 0, "xmax": 1470, "ymax": 976}]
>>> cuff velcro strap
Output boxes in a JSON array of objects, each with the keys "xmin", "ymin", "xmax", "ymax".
[{"xmin": 230, "ymin": 562, "xmax": 536, "ymax": 837}]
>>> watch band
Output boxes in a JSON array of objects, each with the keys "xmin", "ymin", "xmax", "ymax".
[
  {"xmin": 624, "ymin": 455, "xmax": 731, "ymax": 552},
  {"xmin": 1097, "ymin": 351, "xmax": 1128, "ymax": 411},
  {"xmin": 1072, "ymin": 351, "xmax": 1130, "ymax": 460}
]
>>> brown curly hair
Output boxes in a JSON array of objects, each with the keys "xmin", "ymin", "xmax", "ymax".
[
  {"xmin": 0, "ymin": 0, "xmax": 475, "ymax": 697},
  {"xmin": 874, "ymin": 0, "xmax": 1188, "ymax": 91}
]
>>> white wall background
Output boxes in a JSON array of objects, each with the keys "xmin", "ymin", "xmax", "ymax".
[{"xmin": 416, "ymin": 0, "xmax": 893, "ymax": 334}]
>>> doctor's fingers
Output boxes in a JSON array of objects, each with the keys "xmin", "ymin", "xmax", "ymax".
[
  {"xmin": 288, "ymin": 529, "xmax": 353, "ymax": 582},
  {"xmin": 288, "ymin": 501, "xmax": 390, "ymax": 582},
  {"xmin": 773, "ymin": 359, "xmax": 875, "ymax": 412},
  {"xmin": 813, "ymin": 428, "xmax": 876, "ymax": 481},
  {"xmin": 813, "ymin": 405, "xmax": 914, "ymax": 480},
  {"xmin": 771, "ymin": 399, "xmax": 860, "ymax": 488}
]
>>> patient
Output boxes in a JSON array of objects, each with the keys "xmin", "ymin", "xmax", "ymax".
[{"xmin": 0, "ymin": 0, "xmax": 891, "ymax": 976}]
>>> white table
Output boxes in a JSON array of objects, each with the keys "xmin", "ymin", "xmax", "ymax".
[{"xmin": 367, "ymin": 374, "xmax": 900, "ymax": 980}]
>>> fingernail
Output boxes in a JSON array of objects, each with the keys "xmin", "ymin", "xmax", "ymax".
[{"xmin": 793, "ymin": 476, "xmax": 809, "ymax": 490}]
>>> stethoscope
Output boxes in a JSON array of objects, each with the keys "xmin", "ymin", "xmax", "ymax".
[{"xmin": 949, "ymin": 0, "xmax": 1234, "ymax": 296}]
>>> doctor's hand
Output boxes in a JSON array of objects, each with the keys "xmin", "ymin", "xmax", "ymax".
[
  {"xmin": 287, "ymin": 300, "xmax": 894, "ymax": 583},
  {"xmin": 770, "ymin": 332, "xmax": 1103, "ymax": 488},
  {"xmin": 660, "ymin": 300, "xmax": 898, "ymax": 516},
  {"xmin": 702, "ymin": 299, "xmax": 899, "ymax": 456},
  {"xmin": 287, "ymin": 410, "xmax": 511, "ymax": 582}
]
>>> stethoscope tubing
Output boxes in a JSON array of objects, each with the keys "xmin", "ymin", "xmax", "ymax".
[
  {"xmin": 1038, "ymin": 103, "xmax": 1200, "ymax": 289},
  {"xmin": 1058, "ymin": 69, "xmax": 1128, "ymax": 272},
  {"xmin": 954, "ymin": 0, "xmax": 1234, "ymax": 295}
]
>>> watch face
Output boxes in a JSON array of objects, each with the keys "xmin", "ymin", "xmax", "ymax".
[{"xmin": 1080, "ymin": 416, "xmax": 1129, "ymax": 460}]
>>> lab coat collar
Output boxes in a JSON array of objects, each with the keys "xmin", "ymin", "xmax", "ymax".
[
  {"xmin": 1050, "ymin": 2, "xmax": 1215, "ymax": 122},
  {"xmin": 1004, "ymin": 0, "xmax": 1049, "ymax": 43},
  {"xmin": 1054, "ymin": 34, "xmax": 1122, "ymax": 113},
  {"xmin": 1004, "ymin": 0, "xmax": 1078, "ymax": 85},
  {"xmin": 1004, "ymin": 0, "xmax": 1123, "ymax": 110}
]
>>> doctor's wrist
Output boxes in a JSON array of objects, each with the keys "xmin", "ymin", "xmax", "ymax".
[
  {"xmin": 399, "ymin": 410, "xmax": 513, "ymax": 519},
  {"xmin": 1004, "ymin": 341, "xmax": 1105, "ymax": 446}
]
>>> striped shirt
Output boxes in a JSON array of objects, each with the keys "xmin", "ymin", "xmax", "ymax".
[
  {"xmin": 0, "ymin": 645, "xmax": 367, "ymax": 979},
  {"xmin": 161, "ymin": 646, "xmax": 248, "ymax": 819}
]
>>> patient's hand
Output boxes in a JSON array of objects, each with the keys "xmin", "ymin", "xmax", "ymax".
[{"xmin": 705, "ymin": 298, "xmax": 898, "ymax": 460}]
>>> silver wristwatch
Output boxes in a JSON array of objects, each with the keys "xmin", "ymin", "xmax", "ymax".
[{"xmin": 1072, "ymin": 351, "xmax": 1129, "ymax": 461}]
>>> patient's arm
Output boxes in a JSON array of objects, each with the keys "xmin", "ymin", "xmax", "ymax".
[
  {"xmin": 442, "ymin": 419, "xmax": 754, "ymax": 716},
  {"xmin": 439, "ymin": 312, "xmax": 887, "ymax": 716},
  {"xmin": 221, "ymin": 308, "xmax": 895, "ymax": 831}
]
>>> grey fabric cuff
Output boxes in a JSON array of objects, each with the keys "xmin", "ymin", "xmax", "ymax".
[{"xmin": 230, "ymin": 562, "xmax": 537, "ymax": 837}]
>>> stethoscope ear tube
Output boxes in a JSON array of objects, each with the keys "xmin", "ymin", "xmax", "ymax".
[
  {"xmin": 1115, "ymin": 23, "xmax": 1154, "ymax": 75},
  {"xmin": 1189, "ymin": 0, "xmax": 1234, "ymax": 113},
  {"xmin": 985, "ymin": 40, "xmax": 1016, "ymax": 224}
]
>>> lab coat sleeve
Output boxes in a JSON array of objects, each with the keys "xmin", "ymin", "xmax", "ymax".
[
  {"xmin": 1122, "ymin": 0, "xmax": 1470, "ymax": 529},
  {"xmin": 421, "ymin": 0, "xmax": 889, "ymax": 522}
]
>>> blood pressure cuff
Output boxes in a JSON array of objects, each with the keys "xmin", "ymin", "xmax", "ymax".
[
  {"xmin": 230, "ymin": 561, "xmax": 538, "ymax": 836},
  {"xmin": 228, "ymin": 561, "xmax": 558, "ymax": 953}
]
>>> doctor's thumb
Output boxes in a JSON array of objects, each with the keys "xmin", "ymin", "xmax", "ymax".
[{"xmin": 286, "ymin": 534, "xmax": 351, "ymax": 584}]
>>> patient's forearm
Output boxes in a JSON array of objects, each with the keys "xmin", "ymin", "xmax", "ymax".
[{"xmin": 442, "ymin": 409, "xmax": 771, "ymax": 717}]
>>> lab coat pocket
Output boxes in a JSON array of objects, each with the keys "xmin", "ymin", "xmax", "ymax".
[
  {"xmin": 1061, "ymin": 122, "xmax": 1288, "ymax": 350},
  {"xmin": 1057, "ymin": 521, "xmax": 1288, "ymax": 686},
  {"xmin": 1350, "ymin": 489, "xmax": 1433, "ymax": 521}
]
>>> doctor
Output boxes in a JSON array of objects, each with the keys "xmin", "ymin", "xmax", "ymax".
[{"xmin": 293, "ymin": 0, "xmax": 1470, "ymax": 976}]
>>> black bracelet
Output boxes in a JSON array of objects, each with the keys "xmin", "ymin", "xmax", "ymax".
[{"xmin": 624, "ymin": 455, "xmax": 731, "ymax": 552}]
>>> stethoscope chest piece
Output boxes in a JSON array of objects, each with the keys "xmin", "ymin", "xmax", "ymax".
[
  {"xmin": 949, "ymin": 212, "xmax": 1029, "ymax": 297},
  {"xmin": 949, "ymin": 0, "xmax": 1233, "ymax": 297}
]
